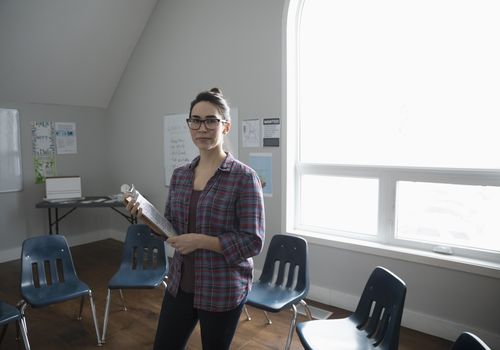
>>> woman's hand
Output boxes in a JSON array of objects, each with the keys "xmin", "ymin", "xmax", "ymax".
[
  {"xmin": 167, "ymin": 234, "xmax": 222, "ymax": 255},
  {"xmin": 124, "ymin": 197, "xmax": 160, "ymax": 235},
  {"xmin": 124, "ymin": 197, "xmax": 143, "ymax": 219}
]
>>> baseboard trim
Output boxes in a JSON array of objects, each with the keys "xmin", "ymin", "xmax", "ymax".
[{"xmin": 0, "ymin": 246, "xmax": 21, "ymax": 263}]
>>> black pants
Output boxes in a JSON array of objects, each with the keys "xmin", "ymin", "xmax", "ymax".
[{"xmin": 153, "ymin": 289, "xmax": 245, "ymax": 350}]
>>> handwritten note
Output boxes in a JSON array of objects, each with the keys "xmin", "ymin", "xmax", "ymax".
[{"xmin": 163, "ymin": 113, "xmax": 198, "ymax": 185}]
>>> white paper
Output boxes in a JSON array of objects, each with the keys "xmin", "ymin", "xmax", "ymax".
[
  {"xmin": 242, "ymin": 119, "xmax": 260, "ymax": 148},
  {"xmin": 55, "ymin": 122, "xmax": 77, "ymax": 154}
]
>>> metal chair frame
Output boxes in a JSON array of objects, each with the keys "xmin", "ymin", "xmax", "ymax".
[
  {"xmin": 19, "ymin": 235, "xmax": 101, "ymax": 346},
  {"xmin": 245, "ymin": 233, "xmax": 312, "ymax": 350},
  {"xmin": 101, "ymin": 224, "xmax": 168, "ymax": 344},
  {"xmin": 0, "ymin": 300, "xmax": 30, "ymax": 349}
]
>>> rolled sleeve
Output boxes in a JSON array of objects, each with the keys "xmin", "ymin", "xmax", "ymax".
[{"xmin": 219, "ymin": 172, "xmax": 265, "ymax": 265}]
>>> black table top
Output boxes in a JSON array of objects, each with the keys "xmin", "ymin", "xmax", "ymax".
[{"xmin": 36, "ymin": 196, "xmax": 125, "ymax": 208}]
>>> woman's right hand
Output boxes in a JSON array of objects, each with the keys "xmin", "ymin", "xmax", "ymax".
[
  {"xmin": 124, "ymin": 197, "xmax": 161, "ymax": 236},
  {"xmin": 124, "ymin": 197, "xmax": 143, "ymax": 220}
]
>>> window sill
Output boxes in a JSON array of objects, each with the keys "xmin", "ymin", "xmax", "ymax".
[{"xmin": 290, "ymin": 229, "xmax": 500, "ymax": 279}]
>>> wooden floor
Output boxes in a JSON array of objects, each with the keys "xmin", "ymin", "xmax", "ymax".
[{"xmin": 0, "ymin": 239, "xmax": 452, "ymax": 349}]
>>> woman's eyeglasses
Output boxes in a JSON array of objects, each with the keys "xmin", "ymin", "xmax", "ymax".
[{"xmin": 186, "ymin": 118, "xmax": 226, "ymax": 130}]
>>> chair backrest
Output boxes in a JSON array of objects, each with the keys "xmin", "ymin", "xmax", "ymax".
[
  {"xmin": 20, "ymin": 235, "xmax": 79, "ymax": 291},
  {"xmin": 120, "ymin": 224, "xmax": 167, "ymax": 273},
  {"xmin": 350, "ymin": 266, "xmax": 407, "ymax": 350},
  {"xmin": 258, "ymin": 234, "xmax": 309, "ymax": 294},
  {"xmin": 450, "ymin": 332, "xmax": 491, "ymax": 350}
]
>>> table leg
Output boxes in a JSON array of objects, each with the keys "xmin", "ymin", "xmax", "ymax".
[
  {"xmin": 48, "ymin": 208, "xmax": 53, "ymax": 234},
  {"xmin": 55, "ymin": 208, "xmax": 59, "ymax": 234}
]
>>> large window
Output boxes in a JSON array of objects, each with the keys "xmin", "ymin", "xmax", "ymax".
[{"xmin": 286, "ymin": 0, "xmax": 500, "ymax": 263}]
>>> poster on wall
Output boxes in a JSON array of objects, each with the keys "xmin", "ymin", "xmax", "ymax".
[
  {"xmin": 32, "ymin": 121, "xmax": 55, "ymax": 156},
  {"xmin": 249, "ymin": 153, "xmax": 273, "ymax": 197},
  {"xmin": 32, "ymin": 121, "xmax": 57, "ymax": 184},
  {"xmin": 33, "ymin": 156, "xmax": 56, "ymax": 184},
  {"xmin": 242, "ymin": 119, "xmax": 260, "ymax": 148},
  {"xmin": 262, "ymin": 118, "xmax": 280, "ymax": 147},
  {"xmin": 55, "ymin": 122, "xmax": 77, "ymax": 154}
]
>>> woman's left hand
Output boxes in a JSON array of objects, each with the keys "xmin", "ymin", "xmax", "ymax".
[
  {"xmin": 167, "ymin": 234, "xmax": 200, "ymax": 255},
  {"xmin": 167, "ymin": 234, "xmax": 223, "ymax": 255}
]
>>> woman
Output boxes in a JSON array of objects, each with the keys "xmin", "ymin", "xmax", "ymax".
[{"xmin": 127, "ymin": 88, "xmax": 265, "ymax": 350}]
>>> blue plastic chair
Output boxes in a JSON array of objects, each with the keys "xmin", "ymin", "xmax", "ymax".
[
  {"xmin": 18, "ymin": 235, "xmax": 101, "ymax": 346},
  {"xmin": 296, "ymin": 266, "xmax": 406, "ymax": 350},
  {"xmin": 0, "ymin": 300, "xmax": 30, "ymax": 349},
  {"xmin": 101, "ymin": 224, "xmax": 168, "ymax": 343},
  {"xmin": 450, "ymin": 332, "xmax": 491, "ymax": 350},
  {"xmin": 245, "ymin": 234, "xmax": 312, "ymax": 350}
]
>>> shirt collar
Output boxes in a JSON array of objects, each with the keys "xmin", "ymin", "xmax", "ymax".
[{"xmin": 188, "ymin": 152, "xmax": 234, "ymax": 172}]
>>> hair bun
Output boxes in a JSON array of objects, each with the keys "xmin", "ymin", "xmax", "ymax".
[{"xmin": 210, "ymin": 87, "xmax": 222, "ymax": 96}]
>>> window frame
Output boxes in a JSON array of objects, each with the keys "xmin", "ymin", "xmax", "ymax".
[{"xmin": 284, "ymin": 0, "xmax": 500, "ymax": 268}]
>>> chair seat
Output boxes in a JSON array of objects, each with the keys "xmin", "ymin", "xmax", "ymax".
[
  {"xmin": 297, "ymin": 318, "xmax": 377, "ymax": 350},
  {"xmin": 21, "ymin": 280, "xmax": 90, "ymax": 308},
  {"xmin": 108, "ymin": 269, "xmax": 167, "ymax": 289},
  {"xmin": 246, "ymin": 281, "xmax": 305, "ymax": 312},
  {"xmin": 0, "ymin": 301, "xmax": 21, "ymax": 326}
]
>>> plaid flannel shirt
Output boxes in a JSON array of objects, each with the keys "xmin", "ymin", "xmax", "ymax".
[{"xmin": 165, "ymin": 153, "xmax": 265, "ymax": 312}]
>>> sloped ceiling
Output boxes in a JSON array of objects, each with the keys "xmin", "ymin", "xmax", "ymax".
[{"xmin": 0, "ymin": 0, "xmax": 158, "ymax": 108}]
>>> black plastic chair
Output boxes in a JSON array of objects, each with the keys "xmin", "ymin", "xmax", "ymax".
[
  {"xmin": 0, "ymin": 300, "xmax": 30, "ymax": 349},
  {"xmin": 18, "ymin": 235, "xmax": 101, "ymax": 346},
  {"xmin": 450, "ymin": 332, "xmax": 491, "ymax": 350},
  {"xmin": 101, "ymin": 224, "xmax": 168, "ymax": 343},
  {"xmin": 245, "ymin": 234, "xmax": 312, "ymax": 350},
  {"xmin": 296, "ymin": 266, "xmax": 406, "ymax": 350}
]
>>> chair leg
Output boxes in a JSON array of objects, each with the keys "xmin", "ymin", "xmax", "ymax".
[
  {"xmin": 243, "ymin": 305, "xmax": 252, "ymax": 321},
  {"xmin": 0, "ymin": 324, "xmax": 8, "ymax": 344},
  {"xmin": 78, "ymin": 295, "xmax": 85, "ymax": 320},
  {"xmin": 87, "ymin": 291, "xmax": 102, "ymax": 346},
  {"xmin": 15, "ymin": 301, "xmax": 31, "ymax": 350},
  {"xmin": 18, "ymin": 317, "xmax": 31, "ymax": 350},
  {"xmin": 102, "ymin": 289, "xmax": 112, "ymax": 344},
  {"xmin": 284, "ymin": 304, "xmax": 298, "ymax": 350},
  {"xmin": 263, "ymin": 311, "xmax": 272, "ymax": 325},
  {"xmin": 299, "ymin": 299, "xmax": 313, "ymax": 320},
  {"xmin": 118, "ymin": 289, "xmax": 127, "ymax": 311}
]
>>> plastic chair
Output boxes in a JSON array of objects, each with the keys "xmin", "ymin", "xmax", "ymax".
[
  {"xmin": 296, "ymin": 266, "xmax": 406, "ymax": 350},
  {"xmin": 101, "ymin": 224, "xmax": 168, "ymax": 343},
  {"xmin": 450, "ymin": 332, "xmax": 491, "ymax": 350},
  {"xmin": 245, "ymin": 234, "xmax": 312, "ymax": 350},
  {"xmin": 18, "ymin": 235, "xmax": 101, "ymax": 346},
  {"xmin": 0, "ymin": 300, "xmax": 30, "ymax": 349}
]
